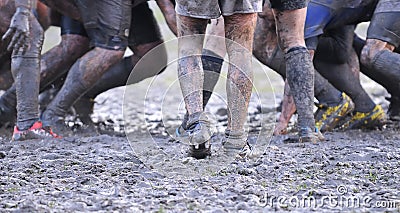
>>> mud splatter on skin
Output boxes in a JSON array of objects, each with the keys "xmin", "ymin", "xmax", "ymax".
[
  {"xmin": 274, "ymin": 80, "xmax": 296, "ymax": 135},
  {"xmin": 42, "ymin": 48, "xmax": 124, "ymax": 125},
  {"xmin": 0, "ymin": 34, "xmax": 89, "ymax": 125},
  {"xmin": 224, "ymin": 13, "xmax": 257, "ymax": 133},
  {"xmin": 156, "ymin": 0, "xmax": 177, "ymax": 35},
  {"xmin": 254, "ymin": 8, "xmax": 315, "ymax": 133},
  {"xmin": 87, "ymin": 40, "xmax": 166, "ymax": 99},
  {"xmin": 361, "ymin": 38, "xmax": 395, "ymax": 67},
  {"xmin": 253, "ymin": 6, "xmax": 281, "ymax": 68},
  {"xmin": 39, "ymin": 34, "xmax": 90, "ymax": 87},
  {"xmin": 272, "ymin": 8, "xmax": 307, "ymax": 53},
  {"xmin": 273, "ymin": 9, "xmax": 316, "ymax": 131},
  {"xmin": 253, "ymin": 7, "xmax": 329, "ymax": 133},
  {"xmin": 177, "ymin": 14, "xmax": 208, "ymax": 117},
  {"xmin": 315, "ymin": 50, "xmax": 376, "ymax": 113},
  {"xmin": 2, "ymin": 81, "xmax": 400, "ymax": 212}
]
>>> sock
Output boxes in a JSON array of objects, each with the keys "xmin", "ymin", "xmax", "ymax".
[
  {"xmin": 285, "ymin": 46, "xmax": 315, "ymax": 129},
  {"xmin": 314, "ymin": 71, "xmax": 342, "ymax": 106}
]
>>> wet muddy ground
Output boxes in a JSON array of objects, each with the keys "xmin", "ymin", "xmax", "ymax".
[
  {"xmin": 1, "ymin": 6, "xmax": 399, "ymax": 212},
  {"xmin": 1, "ymin": 65, "xmax": 399, "ymax": 212}
]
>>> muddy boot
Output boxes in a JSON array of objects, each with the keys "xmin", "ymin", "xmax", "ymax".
[
  {"xmin": 186, "ymin": 112, "xmax": 213, "ymax": 159},
  {"xmin": 315, "ymin": 93, "xmax": 355, "ymax": 132},
  {"xmin": 12, "ymin": 121, "xmax": 60, "ymax": 141},
  {"xmin": 175, "ymin": 112, "xmax": 189, "ymax": 138},
  {"xmin": 299, "ymin": 127, "xmax": 325, "ymax": 143},
  {"xmin": 221, "ymin": 130, "xmax": 253, "ymax": 159},
  {"xmin": 341, "ymin": 105, "xmax": 387, "ymax": 130}
]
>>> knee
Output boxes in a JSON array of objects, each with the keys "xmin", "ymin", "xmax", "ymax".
[
  {"xmin": 60, "ymin": 34, "xmax": 90, "ymax": 59},
  {"xmin": 361, "ymin": 43, "xmax": 379, "ymax": 69},
  {"xmin": 360, "ymin": 39, "xmax": 392, "ymax": 69},
  {"xmin": 94, "ymin": 47, "xmax": 125, "ymax": 63}
]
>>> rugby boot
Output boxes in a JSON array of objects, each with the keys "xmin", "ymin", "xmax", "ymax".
[
  {"xmin": 175, "ymin": 125, "xmax": 188, "ymax": 138},
  {"xmin": 299, "ymin": 127, "xmax": 325, "ymax": 143},
  {"xmin": 175, "ymin": 113, "xmax": 189, "ymax": 138},
  {"xmin": 12, "ymin": 121, "xmax": 60, "ymax": 141},
  {"xmin": 41, "ymin": 110, "xmax": 75, "ymax": 136},
  {"xmin": 341, "ymin": 105, "xmax": 386, "ymax": 130},
  {"xmin": 315, "ymin": 93, "xmax": 355, "ymax": 132},
  {"xmin": 186, "ymin": 113, "xmax": 213, "ymax": 159},
  {"xmin": 386, "ymin": 96, "xmax": 400, "ymax": 121},
  {"xmin": 221, "ymin": 131, "xmax": 253, "ymax": 159}
]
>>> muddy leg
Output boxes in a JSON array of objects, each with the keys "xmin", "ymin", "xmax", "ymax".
[
  {"xmin": 223, "ymin": 13, "xmax": 257, "ymax": 134},
  {"xmin": 41, "ymin": 48, "xmax": 124, "ymax": 126},
  {"xmin": 273, "ymin": 80, "xmax": 296, "ymax": 135},
  {"xmin": 361, "ymin": 39, "xmax": 400, "ymax": 91},
  {"xmin": 0, "ymin": 34, "xmax": 89, "ymax": 124},
  {"xmin": 85, "ymin": 40, "xmax": 166, "ymax": 98},
  {"xmin": 177, "ymin": 14, "xmax": 207, "ymax": 124},
  {"xmin": 274, "ymin": 9, "xmax": 316, "ymax": 133},
  {"xmin": 273, "ymin": 70, "xmax": 341, "ymax": 135},
  {"xmin": 180, "ymin": 18, "xmax": 225, "ymax": 130},
  {"xmin": 12, "ymin": 14, "xmax": 43, "ymax": 130},
  {"xmin": 315, "ymin": 55, "xmax": 375, "ymax": 113}
]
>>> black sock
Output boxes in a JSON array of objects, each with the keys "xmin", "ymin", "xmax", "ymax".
[
  {"xmin": 202, "ymin": 49, "xmax": 223, "ymax": 108},
  {"xmin": 314, "ymin": 71, "xmax": 342, "ymax": 106}
]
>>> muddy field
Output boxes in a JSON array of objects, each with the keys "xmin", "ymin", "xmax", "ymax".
[
  {"xmin": 1, "ymin": 61, "xmax": 400, "ymax": 212},
  {"xmin": 1, "ymin": 4, "xmax": 400, "ymax": 212}
]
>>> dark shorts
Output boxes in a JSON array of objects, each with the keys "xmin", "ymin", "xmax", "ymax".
[
  {"xmin": 128, "ymin": 2, "xmax": 162, "ymax": 46},
  {"xmin": 61, "ymin": 2, "xmax": 161, "ymax": 47},
  {"xmin": 60, "ymin": 15, "xmax": 88, "ymax": 37},
  {"xmin": 367, "ymin": 0, "xmax": 400, "ymax": 47},
  {"xmin": 269, "ymin": 0, "xmax": 308, "ymax": 11},
  {"xmin": 75, "ymin": 0, "xmax": 132, "ymax": 51}
]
